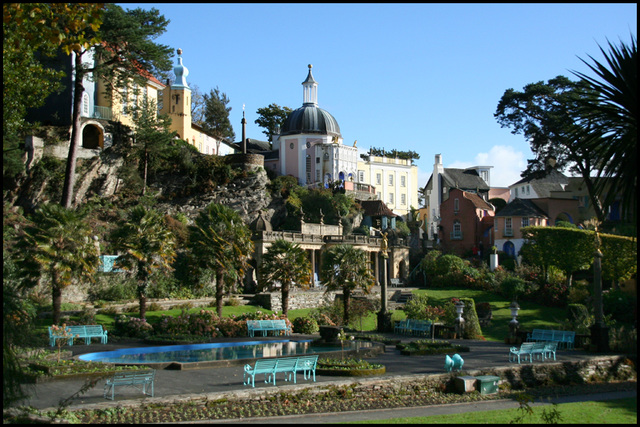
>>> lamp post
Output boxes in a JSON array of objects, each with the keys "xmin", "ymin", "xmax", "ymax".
[
  {"xmin": 373, "ymin": 228, "xmax": 392, "ymax": 333},
  {"xmin": 509, "ymin": 301, "xmax": 520, "ymax": 343},
  {"xmin": 454, "ymin": 300, "xmax": 465, "ymax": 339},
  {"xmin": 590, "ymin": 228, "xmax": 609, "ymax": 352}
]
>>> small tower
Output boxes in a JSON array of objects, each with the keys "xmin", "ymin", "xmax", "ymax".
[
  {"xmin": 164, "ymin": 48, "xmax": 192, "ymax": 142},
  {"xmin": 302, "ymin": 64, "xmax": 318, "ymax": 106}
]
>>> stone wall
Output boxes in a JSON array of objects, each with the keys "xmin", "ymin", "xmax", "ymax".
[{"xmin": 253, "ymin": 290, "xmax": 340, "ymax": 312}]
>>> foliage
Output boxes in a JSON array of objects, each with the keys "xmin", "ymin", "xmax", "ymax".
[
  {"xmin": 292, "ymin": 316, "xmax": 319, "ymax": 334},
  {"xmin": 365, "ymin": 147, "xmax": 420, "ymax": 162},
  {"xmin": 127, "ymin": 97, "xmax": 177, "ymax": 195},
  {"xmin": 258, "ymin": 239, "xmax": 312, "ymax": 316},
  {"xmin": 599, "ymin": 232, "xmax": 637, "ymax": 287},
  {"xmin": 255, "ymin": 103, "xmax": 292, "ymax": 140},
  {"xmin": 603, "ymin": 289, "xmax": 637, "ymax": 325},
  {"xmin": 403, "ymin": 294, "xmax": 446, "ymax": 322},
  {"xmin": 500, "ymin": 276, "xmax": 526, "ymax": 302},
  {"xmin": 520, "ymin": 226, "xmax": 594, "ymax": 286},
  {"xmin": 321, "ymin": 244, "xmax": 375, "ymax": 325},
  {"xmin": 15, "ymin": 203, "xmax": 100, "ymax": 324},
  {"xmin": 188, "ymin": 203, "xmax": 254, "ymax": 316},
  {"xmin": 572, "ymin": 35, "xmax": 637, "ymax": 225},
  {"xmin": 396, "ymin": 339, "xmax": 470, "ymax": 355},
  {"xmin": 201, "ymin": 87, "xmax": 235, "ymax": 143},
  {"xmin": 457, "ymin": 297, "xmax": 483, "ymax": 340},
  {"xmin": 113, "ymin": 314, "xmax": 153, "ymax": 338},
  {"xmin": 111, "ymin": 205, "xmax": 176, "ymax": 320},
  {"xmin": 494, "ymin": 75, "xmax": 606, "ymax": 221},
  {"xmin": 59, "ymin": 3, "xmax": 173, "ymax": 207},
  {"xmin": 267, "ymin": 175, "xmax": 300, "ymax": 198}
]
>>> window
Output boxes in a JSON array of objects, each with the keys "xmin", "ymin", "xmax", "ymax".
[
  {"xmin": 389, "ymin": 174, "xmax": 393, "ymax": 185},
  {"xmin": 454, "ymin": 198, "xmax": 459, "ymax": 213},
  {"xmin": 505, "ymin": 218, "xmax": 513, "ymax": 236},
  {"xmin": 521, "ymin": 218, "xmax": 529, "ymax": 227},
  {"xmin": 451, "ymin": 220, "xmax": 462, "ymax": 240},
  {"xmin": 401, "ymin": 194, "xmax": 406, "ymax": 205},
  {"xmin": 358, "ymin": 170, "xmax": 364, "ymax": 182},
  {"xmin": 389, "ymin": 193, "xmax": 394, "ymax": 204},
  {"xmin": 401, "ymin": 175, "xmax": 406, "ymax": 187},
  {"xmin": 82, "ymin": 93, "xmax": 90, "ymax": 117},
  {"xmin": 515, "ymin": 187, "xmax": 518, "ymax": 197},
  {"xmin": 376, "ymin": 173, "xmax": 381, "ymax": 185}
]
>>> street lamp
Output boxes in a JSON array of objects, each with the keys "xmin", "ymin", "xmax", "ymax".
[
  {"xmin": 372, "ymin": 227, "xmax": 392, "ymax": 333},
  {"xmin": 454, "ymin": 300, "xmax": 465, "ymax": 338}
]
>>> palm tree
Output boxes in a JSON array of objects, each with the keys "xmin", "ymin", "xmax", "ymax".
[
  {"xmin": 321, "ymin": 244, "xmax": 375, "ymax": 325},
  {"xmin": 572, "ymin": 35, "xmax": 637, "ymax": 225},
  {"xmin": 258, "ymin": 239, "xmax": 312, "ymax": 317},
  {"xmin": 188, "ymin": 203, "xmax": 254, "ymax": 316},
  {"xmin": 17, "ymin": 203, "xmax": 100, "ymax": 325},
  {"xmin": 111, "ymin": 205, "xmax": 176, "ymax": 320}
]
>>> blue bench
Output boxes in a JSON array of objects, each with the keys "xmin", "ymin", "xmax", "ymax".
[
  {"xmin": 103, "ymin": 370, "xmax": 155, "ymax": 400},
  {"xmin": 243, "ymin": 355, "xmax": 319, "ymax": 387},
  {"xmin": 509, "ymin": 341, "xmax": 556, "ymax": 364},
  {"xmin": 48, "ymin": 324, "xmax": 108, "ymax": 346},
  {"xmin": 246, "ymin": 319, "xmax": 291, "ymax": 337},
  {"xmin": 395, "ymin": 319, "xmax": 431, "ymax": 337},
  {"xmin": 527, "ymin": 329, "xmax": 575, "ymax": 349}
]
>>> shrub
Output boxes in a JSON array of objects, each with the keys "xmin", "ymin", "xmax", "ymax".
[
  {"xmin": 403, "ymin": 294, "xmax": 446, "ymax": 322},
  {"xmin": 292, "ymin": 317, "xmax": 319, "ymax": 334},
  {"xmin": 603, "ymin": 289, "xmax": 637, "ymax": 324},
  {"xmin": 114, "ymin": 315, "xmax": 153, "ymax": 338},
  {"xmin": 500, "ymin": 276, "xmax": 526, "ymax": 302}
]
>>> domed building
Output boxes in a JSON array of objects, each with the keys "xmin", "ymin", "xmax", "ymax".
[{"xmin": 268, "ymin": 65, "xmax": 359, "ymax": 187}]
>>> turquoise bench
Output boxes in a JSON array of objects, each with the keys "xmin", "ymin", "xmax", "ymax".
[
  {"xmin": 395, "ymin": 319, "xmax": 431, "ymax": 337},
  {"xmin": 243, "ymin": 355, "xmax": 319, "ymax": 388},
  {"xmin": 527, "ymin": 329, "xmax": 575, "ymax": 349},
  {"xmin": 246, "ymin": 319, "xmax": 291, "ymax": 337},
  {"xmin": 510, "ymin": 341, "xmax": 559, "ymax": 363},
  {"xmin": 103, "ymin": 370, "xmax": 155, "ymax": 400},
  {"xmin": 48, "ymin": 324, "xmax": 108, "ymax": 346}
]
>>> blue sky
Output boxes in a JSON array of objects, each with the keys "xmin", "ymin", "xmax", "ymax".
[{"xmin": 121, "ymin": 3, "xmax": 636, "ymax": 188}]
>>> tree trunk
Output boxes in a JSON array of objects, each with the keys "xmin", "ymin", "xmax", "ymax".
[
  {"xmin": 142, "ymin": 146, "xmax": 148, "ymax": 196},
  {"xmin": 51, "ymin": 285, "xmax": 63, "ymax": 326},
  {"xmin": 61, "ymin": 51, "xmax": 86, "ymax": 209},
  {"xmin": 138, "ymin": 284, "xmax": 147, "ymax": 320},
  {"xmin": 281, "ymin": 283, "xmax": 290, "ymax": 317},
  {"xmin": 343, "ymin": 288, "xmax": 351, "ymax": 325},
  {"xmin": 216, "ymin": 273, "xmax": 224, "ymax": 317}
]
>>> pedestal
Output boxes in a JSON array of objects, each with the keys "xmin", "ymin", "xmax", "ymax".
[
  {"xmin": 377, "ymin": 311, "xmax": 393, "ymax": 333},
  {"xmin": 589, "ymin": 324, "xmax": 610, "ymax": 353}
]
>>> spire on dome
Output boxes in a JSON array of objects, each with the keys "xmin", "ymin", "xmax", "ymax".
[
  {"xmin": 172, "ymin": 48, "xmax": 190, "ymax": 89},
  {"xmin": 302, "ymin": 64, "xmax": 318, "ymax": 106}
]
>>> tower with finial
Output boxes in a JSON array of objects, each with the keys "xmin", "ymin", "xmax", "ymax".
[{"xmin": 161, "ymin": 48, "xmax": 192, "ymax": 142}]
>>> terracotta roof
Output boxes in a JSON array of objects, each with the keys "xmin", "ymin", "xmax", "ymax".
[
  {"xmin": 463, "ymin": 191, "xmax": 494, "ymax": 211},
  {"xmin": 358, "ymin": 200, "xmax": 397, "ymax": 218}
]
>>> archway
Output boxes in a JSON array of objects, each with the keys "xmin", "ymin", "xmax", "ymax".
[
  {"xmin": 502, "ymin": 241, "xmax": 516, "ymax": 258},
  {"xmin": 82, "ymin": 124, "xmax": 103, "ymax": 149},
  {"xmin": 554, "ymin": 212, "xmax": 574, "ymax": 225}
]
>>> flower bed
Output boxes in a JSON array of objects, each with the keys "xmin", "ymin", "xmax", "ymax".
[
  {"xmin": 316, "ymin": 358, "xmax": 386, "ymax": 376},
  {"xmin": 396, "ymin": 339, "xmax": 470, "ymax": 356}
]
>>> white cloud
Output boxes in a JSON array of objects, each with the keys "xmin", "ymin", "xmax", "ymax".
[{"xmin": 448, "ymin": 145, "xmax": 527, "ymax": 188}]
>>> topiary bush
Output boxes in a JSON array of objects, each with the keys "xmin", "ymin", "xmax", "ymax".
[{"xmin": 292, "ymin": 316, "xmax": 319, "ymax": 334}]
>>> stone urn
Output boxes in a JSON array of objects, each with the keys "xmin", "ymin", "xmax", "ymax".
[{"xmin": 319, "ymin": 325, "xmax": 341, "ymax": 343}]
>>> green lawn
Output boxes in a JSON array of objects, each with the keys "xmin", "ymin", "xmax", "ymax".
[
  {"xmin": 348, "ymin": 397, "xmax": 637, "ymax": 424},
  {"xmin": 40, "ymin": 287, "xmax": 569, "ymax": 343}
]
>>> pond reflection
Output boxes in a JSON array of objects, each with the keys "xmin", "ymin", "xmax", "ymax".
[{"xmin": 79, "ymin": 340, "xmax": 373, "ymax": 364}]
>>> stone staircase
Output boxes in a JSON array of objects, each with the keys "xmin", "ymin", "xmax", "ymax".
[{"xmin": 389, "ymin": 290, "xmax": 414, "ymax": 310}]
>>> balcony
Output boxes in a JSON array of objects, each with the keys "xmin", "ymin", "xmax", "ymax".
[
  {"xmin": 91, "ymin": 106, "xmax": 113, "ymax": 120},
  {"xmin": 503, "ymin": 229, "xmax": 514, "ymax": 237}
]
